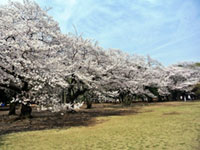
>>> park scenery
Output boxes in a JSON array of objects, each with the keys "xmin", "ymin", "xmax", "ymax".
[{"xmin": 0, "ymin": 0, "xmax": 200, "ymax": 150}]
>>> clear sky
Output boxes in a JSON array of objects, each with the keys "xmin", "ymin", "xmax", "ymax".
[{"xmin": 1, "ymin": 0, "xmax": 200, "ymax": 65}]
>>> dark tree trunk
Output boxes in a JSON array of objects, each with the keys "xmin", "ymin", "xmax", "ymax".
[
  {"xmin": 20, "ymin": 104, "xmax": 32, "ymax": 118},
  {"xmin": 147, "ymin": 97, "xmax": 153, "ymax": 103},
  {"xmin": 158, "ymin": 96, "xmax": 162, "ymax": 102},
  {"xmin": 8, "ymin": 102, "xmax": 16, "ymax": 115},
  {"xmin": 86, "ymin": 101, "xmax": 92, "ymax": 109},
  {"xmin": 119, "ymin": 93, "xmax": 124, "ymax": 104}
]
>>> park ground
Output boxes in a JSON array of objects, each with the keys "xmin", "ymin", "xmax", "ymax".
[{"xmin": 0, "ymin": 101, "xmax": 200, "ymax": 150}]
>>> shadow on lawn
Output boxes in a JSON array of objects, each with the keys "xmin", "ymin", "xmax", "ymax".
[
  {"xmin": 0, "ymin": 104, "xmax": 142, "ymax": 136},
  {"xmin": 0, "ymin": 136, "xmax": 3, "ymax": 146}
]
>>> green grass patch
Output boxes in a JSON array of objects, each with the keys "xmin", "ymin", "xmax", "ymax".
[{"xmin": 1, "ymin": 101, "xmax": 200, "ymax": 150}]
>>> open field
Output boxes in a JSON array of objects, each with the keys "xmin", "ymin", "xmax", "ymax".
[{"xmin": 0, "ymin": 101, "xmax": 200, "ymax": 150}]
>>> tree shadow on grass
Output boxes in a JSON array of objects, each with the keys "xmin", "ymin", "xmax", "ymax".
[
  {"xmin": 0, "ymin": 103, "xmax": 142, "ymax": 136},
  {"xmin": 0, "ymin": 136, "xmax": 4, "ymax": 146}
]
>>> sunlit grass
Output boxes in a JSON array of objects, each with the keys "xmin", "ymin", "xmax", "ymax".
[{"xmin": 1, "ymin": 101, "xmax": 200, "ymax": 150}]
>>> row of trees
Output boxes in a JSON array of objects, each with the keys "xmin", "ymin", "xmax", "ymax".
[{"xmin": 0, "ymin": 0, "xmax": 200, "ymax": 116}]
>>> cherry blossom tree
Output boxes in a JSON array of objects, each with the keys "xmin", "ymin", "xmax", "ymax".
[
  {"xmin": 1, "ymin": 0, "xmax": 200, "ymax": 117},
  {"xmin": 0, "ymin": 0, "xmax": 68, "ymax": 115}
]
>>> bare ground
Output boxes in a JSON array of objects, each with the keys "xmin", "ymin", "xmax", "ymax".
[
  {"xmin": 0, "ymin": 103, "xmax": 142, "ymax": 135},
  {"xmin": 1, "ymin": 101, "xmax": 196, "ymax": 136}
]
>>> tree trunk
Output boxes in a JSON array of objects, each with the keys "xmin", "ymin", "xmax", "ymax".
[
  {"xmin": 86, "ymin": 101, "xmax": 92, "ymax": 109},
  {"xmin": 147, "ymin": 97, "xmax": 153, "ymax": 103},
  {"xmin": 8, "ymin": 102, "xmax": 16, "ymax": 115},
  {"xmin": 158, "ymin": 96, "xmax": 162, "ymax": 102},
  {"xmin": 20, "ymin": 104, "xmax": 32, "ymax": 118}
]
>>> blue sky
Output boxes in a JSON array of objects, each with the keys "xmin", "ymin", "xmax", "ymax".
[{"xmin": 1, "ymin": 0, "xmax": 200, "ymax": 65}]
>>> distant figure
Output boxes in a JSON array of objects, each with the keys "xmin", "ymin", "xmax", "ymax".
[
  {"xmin": 180, "ymin": 96, "xmax": 183, "ymax": 100},
  {"xmin": 184, "ymin": 96, "xmax": 187, "ymax": 102},
  {"xmin": 188, "ymin": 95, "xmax": 191, "ymax": 100}
]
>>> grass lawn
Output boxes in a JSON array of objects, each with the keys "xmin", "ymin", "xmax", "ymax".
[{"xmin": 0, "ymin": 101, "xmax": 200, "ymax": 150}]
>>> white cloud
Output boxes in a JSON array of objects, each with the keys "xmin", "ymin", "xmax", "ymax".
[
  {"xmin": 0, "ymin": 0, "xmax": 8, "ymax": 5},
  {"xmin": 35, "ymin": 0, "xmax": 79, "ymax": 33},
  {"xmin": 0, "ymin": 0, "xmax": 9, "ymax": 5}
]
